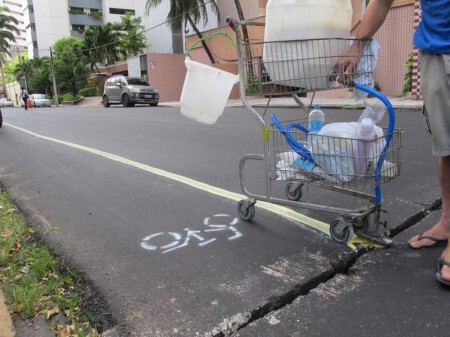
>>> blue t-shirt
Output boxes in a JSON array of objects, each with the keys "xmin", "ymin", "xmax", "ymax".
[{"xmin": 413, "ymin": 0, "xmax": 450, "ymax": 53}]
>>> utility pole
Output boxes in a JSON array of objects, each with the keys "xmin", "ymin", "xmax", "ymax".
[{"xmin": 50, "ymin": 47, "xmax": 58, "ymax": 107}]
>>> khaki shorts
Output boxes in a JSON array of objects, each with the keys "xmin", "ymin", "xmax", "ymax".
[{"xmin": 419, "ymin": 52, "xmax": 450, "ymax": 156}]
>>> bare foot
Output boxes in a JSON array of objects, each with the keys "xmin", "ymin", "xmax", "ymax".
[
  {"xmin": 438, "ymin": 242, "xmax": 450, "ymax": 284},
  {"xmin": 409, "ymin": 221, "xmax": 450, "ymax": 249}
]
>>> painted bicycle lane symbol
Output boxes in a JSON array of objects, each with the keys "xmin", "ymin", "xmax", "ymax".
[{"xmin": 141, "ymin": 214, "xmax": 242, "ymax": 254}]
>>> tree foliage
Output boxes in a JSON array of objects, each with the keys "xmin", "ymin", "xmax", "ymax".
[{"xmin": 53, "ymin": 37, "xmax": 89, "ymax": 96}]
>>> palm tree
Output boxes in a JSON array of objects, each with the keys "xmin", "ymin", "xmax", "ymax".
[
  {"xmin": 0, "ymin": 6, "xmax": 20, "ymax": 98},
  {"xmin": 119, "ymin": 12, "xmax": 148, "ymax": 57},
  {"xmin": 146, "ymin": 0, "xmax": 218, "ymax": 64},
  {"xmin": 29, "ymin": 57, "xmax": 52, "ymax": 95},
  {"xmin": 82, "ymin": 23, "xmax": 125, "ymax": 72}
]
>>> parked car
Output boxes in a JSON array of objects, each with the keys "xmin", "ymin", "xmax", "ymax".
[
  {"xmin": 102, "ymin": 75, "xmax": 160, "ymax": 108},
  {"xmin": 30, "ymin": 94, "xmax": 52, "ymax": 107},
  {"xmin": 0, "ymin": 109, "xmax": 2, "ymax": 128},
  {"xmin": 0, "ymin": 98, "xmax": 14, "ymax": 107}
]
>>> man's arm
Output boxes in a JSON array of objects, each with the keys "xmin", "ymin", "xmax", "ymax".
[
  {"xmin": 339, "ymin": 0, "xmax": 394, "ymax": 74},
  {"xmin": 355, "ymin": 0, "xmax": 394, "ymax": 40}
]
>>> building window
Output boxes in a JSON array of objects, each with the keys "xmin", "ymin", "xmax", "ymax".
[
  {"xmin": 72, "ymin": 25, "xmax": 85, "ymax": 33},
  {"xmin": 33, "ymin": 41, "xmax": 38, "ymax": 49},
  {"xmin": 109, "ymin": 8, "xmax": 135, "ymax": 15},
  {"xmin": 28, "ymin": 5, "xmax": 34, "ymax": 13}
]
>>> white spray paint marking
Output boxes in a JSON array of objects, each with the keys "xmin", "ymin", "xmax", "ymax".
[{"xmin": 141, "ymin": 214, "xmax": 242, "ymax": 254}]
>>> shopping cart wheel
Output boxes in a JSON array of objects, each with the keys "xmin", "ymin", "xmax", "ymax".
[
  {"xmin": 285, "ymin": 183, "xmax": 303, "ymax": 201},
  {"xmin": 237, "ymin": 200, "xmax": 256, "ymax": 222},
  {"xmin": 330, "ymin": 218, "xmax": 354, "ymax": 245}
]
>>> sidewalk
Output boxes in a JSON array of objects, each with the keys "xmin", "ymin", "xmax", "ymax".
[
  {"xmin": 160, "ymin": 95, "xmax": 424, "ymax": 110},
  {"xmin": 72, "ymin": 94, "xmax": 423, "ymax": 110}
]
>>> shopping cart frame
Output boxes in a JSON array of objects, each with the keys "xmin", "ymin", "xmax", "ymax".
[{"xmin": 227, "ymin": 17, "xmax": 402, "ymax": 247}]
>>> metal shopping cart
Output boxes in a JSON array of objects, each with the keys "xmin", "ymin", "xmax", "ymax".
[{"xmin": 226, "ymin": 17, "xmax": 402, "ymax": 247}]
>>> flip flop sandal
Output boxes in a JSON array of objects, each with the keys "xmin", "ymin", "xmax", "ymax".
[
  {"xmin": 435, "ymin": 258, "xmax": 450, "ymax": 286},
  {"xmin": 409, "ymin": 234, "xmax": 448, "ymax": 249}
]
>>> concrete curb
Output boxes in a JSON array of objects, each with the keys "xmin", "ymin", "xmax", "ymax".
[{"xmin": 0, "ymin": 291, "xmax": 15, "ymax": 337}]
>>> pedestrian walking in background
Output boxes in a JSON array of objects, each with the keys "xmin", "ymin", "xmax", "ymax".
[
  {"xmin": 339, "ymin": 0, "xmax": 450, "ymax": 286},
  {"xmin": 20, "ymin": 87, "xmax": 29, "ymax": 110}
]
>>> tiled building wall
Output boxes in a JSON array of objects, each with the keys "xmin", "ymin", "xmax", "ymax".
[
  {"xmin": 145, "ymin": 54, "xmax": 187, "ymax": 102},
  {"xmin": 372, "ymin": 4, "xmax": 415, "ymax": 96}
]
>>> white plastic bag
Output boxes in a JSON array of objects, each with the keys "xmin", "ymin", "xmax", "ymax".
[
  {"xmin": 311, "ymin": 122, "xmax": 385, "ymax": 181},
  {"xmin": 276, "ymin": 151, "xmax": 306, "ymax": 180}
]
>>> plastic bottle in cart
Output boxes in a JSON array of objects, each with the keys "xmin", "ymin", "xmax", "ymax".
[
  {"xmin": 354, "ymin": 118, "xmax": 377, "ymax": 176},
  {"xmin": 308, "ymin": 104, "xmax": 325, "ymax": 148}
]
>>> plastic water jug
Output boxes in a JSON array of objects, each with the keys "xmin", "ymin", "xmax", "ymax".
[{"xmin": 263, "ymin": 0, "xmax": 353, "ymax": 90}]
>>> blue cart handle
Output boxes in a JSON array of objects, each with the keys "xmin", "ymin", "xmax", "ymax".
[{"xmin": 354, "ymin": 83, "xmax": 395, "ymax": 202}]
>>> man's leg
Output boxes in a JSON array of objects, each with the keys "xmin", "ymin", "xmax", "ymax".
[{"xmin": 409, "ymin": 156, "xmax": 450, "ymax": 248}]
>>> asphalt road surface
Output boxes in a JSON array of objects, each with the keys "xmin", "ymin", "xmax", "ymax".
[{"xmin": 0, "ymin": 104, "xmax": 442, "ymax": 336}]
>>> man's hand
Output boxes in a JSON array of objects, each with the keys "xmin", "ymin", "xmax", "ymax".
[{"xmin": 338, "ymin": 41, "xmax": 362, "ymax": 76}]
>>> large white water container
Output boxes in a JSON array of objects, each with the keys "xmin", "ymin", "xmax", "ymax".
[{"xmin": 263, "ymin": 0, "xmax": 353, "ymax": 90}]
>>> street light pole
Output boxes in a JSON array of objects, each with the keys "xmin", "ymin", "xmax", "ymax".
[{"xmin": 50, "ymin": 47, "xmax": 58, "ymax": 107}]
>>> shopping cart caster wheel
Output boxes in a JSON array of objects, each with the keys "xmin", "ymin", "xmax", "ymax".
[
  {"xmin": 285, "ymin": 183, "xmax": 303, "ymax": 201},
  {"xmin": 237, "ymin": 200, "xmax": 256, "ymax": 222},
  {"xmin": 330, "ymin": 218, "xmax": 354, "ymax": 245}
]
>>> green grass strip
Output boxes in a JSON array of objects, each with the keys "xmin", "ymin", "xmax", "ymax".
[{"xmin": 0, "ymin": 188, "xmax": 100, "ymax": 336}]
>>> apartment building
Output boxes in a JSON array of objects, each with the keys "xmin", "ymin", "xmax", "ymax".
[
  {"xmin": 23, "ymin": 0, "xmax": 135, "ymax": 58},
  {"xmin": 1, "ymin": 0, "xmax": 27, "ymax": 57}
]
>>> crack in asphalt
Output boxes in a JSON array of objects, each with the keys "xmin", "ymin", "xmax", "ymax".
[
  {"xmin": 204, "ymin": 200, "xmax": 443, "ymax": 337},
  {"xmin": 204, "ymin": 252, "xmax": 359, "ymax": 337}
]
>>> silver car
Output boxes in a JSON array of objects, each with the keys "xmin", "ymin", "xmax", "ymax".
[
  {"xmin": 0, "ymin": 98, "xmax": 14, "ymax": 107},
  {"xmin": 102, "ymin": 75, "xmax": 160, "ymax": 108},
  {"xmin": 31, "ymin": 94, "xmax": 51, "ymax": 107}
]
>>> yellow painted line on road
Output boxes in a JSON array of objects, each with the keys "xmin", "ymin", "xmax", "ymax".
[{"xmin": 5, "ymin": 123, "xmax": 331, "ymax": 235}]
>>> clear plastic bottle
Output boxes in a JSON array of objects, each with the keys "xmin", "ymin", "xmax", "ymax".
[
  {"xmin": 308, "ymin": 104, "xmax": 325, "ymax": 149},
  {"xmin": 308, "ymin": 104, "xmax": 325, "ymax": 133},
  {"xmin": 354, "ymin": 118, "xmax": 377, "ymax": 176},
  {"xmin": 357, "ymin": 99, "xmax": 386, "ymax": 124}
]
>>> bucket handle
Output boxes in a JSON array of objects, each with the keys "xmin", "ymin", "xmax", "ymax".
[{"xmin": 185, "ymin": 32, "xmax": 237, "ymax": 59}]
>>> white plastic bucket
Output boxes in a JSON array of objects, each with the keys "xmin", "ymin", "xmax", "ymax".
[
  {"xmin": 263, "ymin": 0, "xmax": 353, "ymax": 89},
  {"xmin": 180, "ymin": 59, "xmax": 239, "ymax": 124}
]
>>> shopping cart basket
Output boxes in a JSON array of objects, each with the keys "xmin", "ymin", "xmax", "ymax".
[{"xmin": 227, "ymin": 17, "xmax": 403, "ymax": 247}]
